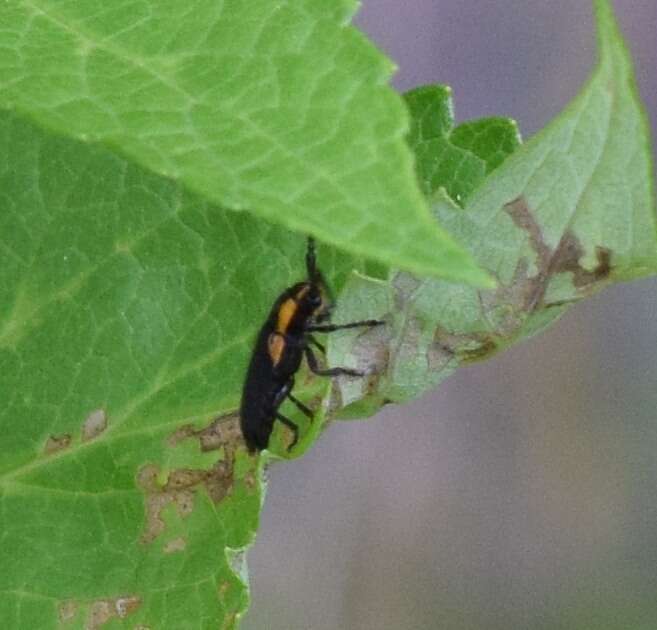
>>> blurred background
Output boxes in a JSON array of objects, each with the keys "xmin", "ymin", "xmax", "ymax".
[{"xmin": 243, "ymin": 2, "xmax": 657, "ymax": 629}]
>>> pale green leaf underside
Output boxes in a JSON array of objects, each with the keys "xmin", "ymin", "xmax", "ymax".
[
  {"xmin": 450, "ymin": 0, "xmax": 657, "ymax": 281},
  {"xmin": 331, "ymin": 0, "xmax": 656, "ymax": 408},
  {"xmin": 0, "ymin": 0, "xmax": 489, "ymax": 286}
]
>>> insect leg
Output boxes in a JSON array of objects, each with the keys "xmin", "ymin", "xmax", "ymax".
[
  {"xmin": 308, "ymin": 335, "xmax": 326, "ymax": 354},
  {"xmin": 287, "ymin": 391, "xmax": 314, "ymax": 420},
  {"xmin": 304, "ymin": 345, "xmax": 364, "ymax": 377},
  {"xmin": 273, "ymin": 377, "xmax": 314, "ymax": 420},
  {"xmin": 305, "ymin": 319, "xmax": 384, "ymax": 333},
  {"xmin": 275, "ymin": 412, "xmax": 299, "ymax": 451}
]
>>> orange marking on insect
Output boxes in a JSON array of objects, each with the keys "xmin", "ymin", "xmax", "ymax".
[
  {"xmin": 267, "ymin": 333, "xmax": 286, "ymax": 366},
  {"xmin": 276, "ymin": 285, "xmax": 309, "ymax": 334},
  {"xmin": 276, "ymin": 299, "xmax": 298, "ymax": 336}
]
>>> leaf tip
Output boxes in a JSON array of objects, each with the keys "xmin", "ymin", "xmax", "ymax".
[{"xmin": 593, "ymin": 0, "xmax": 626, "ymax": 60}]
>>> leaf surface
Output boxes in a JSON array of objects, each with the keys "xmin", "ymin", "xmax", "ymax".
[
  {"xmin": 0, "ymin": 0, "xmax": 489, "ymax": 285},
  {"xmin": 0, "ymin": 110, "xmax": 353, "ymax": 628},
  {"xmin": 404, "ymin": 85, "xmax": 521, "ymax": 204}
]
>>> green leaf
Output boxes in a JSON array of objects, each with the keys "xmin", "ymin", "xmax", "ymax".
[
  {"xmin": 403, "ymin": 85, "xmax": 521, "ymax": 204},
  {"xmin": 0, "ymin": 111, "xmax": 357, "ymax": 628},
  {"xmin": 2, "ymin": 1, "xmax": 655, "ymax": 627},
  {"xmin": 451, "ymin": 117, "xmax": 522, "ymax": 174},
  {"xmin": 0, "ymin": 0, "xmax": 490, "ymax": 287},
  {"xmin": 331, "ymin": 0, "xmax": 657, "ymax": 408}
]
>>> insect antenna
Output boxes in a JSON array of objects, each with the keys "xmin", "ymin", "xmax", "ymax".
[
  {"xmin": 306, "ymin": 236, "xmax": 320, "ymax": 282},
  {"xmin": 306, "ymin": 236, "xmax": 334, "ymax": 316}
]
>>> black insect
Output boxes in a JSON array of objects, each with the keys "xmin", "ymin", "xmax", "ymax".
[{"xmin": 240, "ymin": 238, "xmax": 382, "ymax": 453}]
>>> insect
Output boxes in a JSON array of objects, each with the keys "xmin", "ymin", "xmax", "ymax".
[{"xmin": 240, "ymin": 237, "xmax": 383, "ymax": 453}]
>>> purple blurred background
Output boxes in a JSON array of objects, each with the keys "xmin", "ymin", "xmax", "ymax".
[{"xmin": 243, "ymin": 2, "xmax": 657, "ymax": 628}]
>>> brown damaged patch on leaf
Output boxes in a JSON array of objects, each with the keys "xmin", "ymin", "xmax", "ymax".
[
  {"xmin": 551, "ymin": 232, "xmax": 611, "ymax": 288},
  {"xmin": 164, "ymin": 537, "xmax": 187, "ymax": 554},
  {"xmin": 504, "ymin": 196, "xmax": 552, "ymax": 271},
  {"xmin": 326, "ymin": 384, "xmax": 344, "ymax": 417},
  {"xmin": 432, "ymin": 326, "xmax": 499, "ymax": 365},
  {"xmin": 243, "ymin": 469, "xmax": 258, "ymax": 491},
  {"xmin": 399, "ymin": 197, "xmax": 614, "ymax": 373},
  {"xmin": 138, "ymin": 464, "xmax": 195, "ymax": 545},
  {"xmin": 458, "ymin": 337, "xmax": 499, "ymax": 363},
  {"xmin": 86, "ymin": 595, "xmax": 141, "ymax": 629},
  {"xmin": 352, "ymin": 320, "xmax": 390, "ymax": 380},
  {"xmin": 391, "ymin": 271, "xmax": 501, "ymax": 371},
  {"xmin": 139, "ymin": 412, "xmax": 259, "ymax": 543},
  {"xmin": 81, "ymin": 408, "xmax": 107, "ymax": 442},
  {"xmin": 460, "ymin": 198, "xmax": 613, "ymax": 353},
  {"xmin": 173, "ymin": 461, "xmax": 236, "ymax": 503},
  {"xmin": 138, "ymin": 459, "xmax": 236, "ymax": 544},
  {"xmin": 44, "ymin": 434, "xmax": 72, "ymax": 455},
  {"xmin": 426, "ymin": 337, "xmax": 454, "ymax": 372},
  {"xmin": 217, "ymin": 580, "xmax": 240, "ymax": 630},
  {"xmin": 387, "ymin": 271, "xmax": 505, "ymax": 373},
  {"xmin": 168, "ymin": 411, "xmax": 242, "ymax": 455},
  {"xmin": 325, "ymin": 314, "xmax": 388, "ymax": 414},
  {"xmin": 58, "ymin": 599, "xmax": 78, "ymax": 623},
  {"xmin": 139, "ymin": 465, "xmax": 213, "ymax": 543},
  {"xmin": 504, "ymin": 196, "xmax": 613, "ymax": 313}
]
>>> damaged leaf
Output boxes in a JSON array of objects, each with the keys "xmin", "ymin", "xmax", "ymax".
[
  {"xmin": 0, "ymin": 1, "xmax": 654, "ymax": 628},
  {"xmin": 0, "ymin": 110, "xmax": 357, "ymax": 628},
  {"xmin": 330, "ymin": 0, "xmax": 656, "ymax": 407}
]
